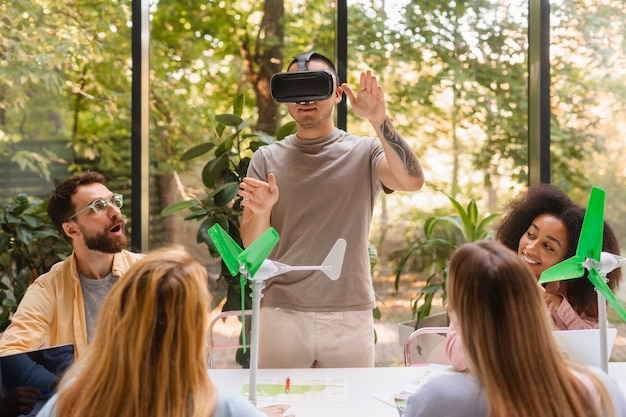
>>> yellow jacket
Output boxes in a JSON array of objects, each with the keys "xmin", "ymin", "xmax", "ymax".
[{"xmin": 0, "ymin": 250, "xmax": 143, "ymax": 358}]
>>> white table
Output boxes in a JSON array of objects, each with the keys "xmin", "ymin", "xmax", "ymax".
[
  {"xmin": 609, "ymin": 362, "xmax": 626, "ymax": 392},
  {"xmin": 209, "ymin": 363, "xmax": 626, "ymax": 417}
]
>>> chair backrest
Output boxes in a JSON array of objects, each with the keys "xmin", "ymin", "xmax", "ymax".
[
  {"xmin": 404, "ymin": 326, "xmax": 450, "ymax": 367},
  {"xmin": 208, "ymin": 309, "xmax": 252, "ymax": 368}
]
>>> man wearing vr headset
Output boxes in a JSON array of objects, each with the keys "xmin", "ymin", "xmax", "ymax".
[
  {"xmin": 0, "ymin": 171, "xmax": 143, "ymax": 359},
  {"xmin": 239, "ymin": 51, "xmax": 424, "ymax": 368}
]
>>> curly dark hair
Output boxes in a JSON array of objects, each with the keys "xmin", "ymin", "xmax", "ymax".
[{"xmin": 495, "ymin": 183, "xmax": 621, "ymax": 320}]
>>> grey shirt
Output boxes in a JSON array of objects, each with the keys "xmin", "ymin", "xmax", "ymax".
[
  {"xmin": 79, "ymin": 273, "xmax": 116, "ymax": 343},
  {"xmin": 405, "ymin": 367, "xmax": 626, "ymax": 417}
]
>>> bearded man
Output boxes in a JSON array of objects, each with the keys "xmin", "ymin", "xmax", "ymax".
[{"xmin": 0, "ymin": 171, "xmax": 143, "ymax": 358}]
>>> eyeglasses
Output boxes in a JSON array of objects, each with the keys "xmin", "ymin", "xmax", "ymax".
[{"xmin": 67, "ymin": 194, "xmax": 124, "ymax": 221}]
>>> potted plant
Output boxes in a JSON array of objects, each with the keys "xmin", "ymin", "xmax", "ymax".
[
  {"xmin": 0, "ymin": 194, "xmax": 73, "ymax": 332},
  {"xmin": 161, "ymin": 94, "xmax": 295, "ymax": 366},
  {"xmin": 161, "ymin": 94, "xmax": 295, "ymax": 312},
  {"xmin": 394, "ymin": 194, "xmax": 499, "ymax": 345}
]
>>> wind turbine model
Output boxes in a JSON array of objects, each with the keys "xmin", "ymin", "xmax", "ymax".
[
  {"xmin": 207, "ymin": 224, "xmax": 347, "ymax": 405},
  {"xmin": 539, "ymin": 186, "xmax": 626, "ymax": 372}
]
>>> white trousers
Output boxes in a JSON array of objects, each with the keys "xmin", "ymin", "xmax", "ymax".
[{"xmin": 258, "ymin": 307, "xmax": 375, "ymax": 368}]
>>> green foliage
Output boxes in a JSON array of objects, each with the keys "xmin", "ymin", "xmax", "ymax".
[
  {"xmin": 394, "ymin": 194, "xmax": 499, "ymax": 328},
  {"xmin": 398, "ymin": 0, "xmax": 531, "ymax": 189},
  {"xmin": 1, "ymin": 0, "xmax": 135, "ymax": 174},
  {"xmin": 0, "ymin": 142, "xmax": 54, "ymax": 183},
  {"xmin": 161, "ymin": 94, "xmax": 294, "ymax": 367},
  {"xmin": 0, "ymin": 194, "xmax": 72, "ymax": 331},
  {"xmin": 161, "ymin": 94, "xmax": 295, "ymax": 312},
  {"xmin": 3, "ymin": 0, "xmax": 626, "ymax": 271}
]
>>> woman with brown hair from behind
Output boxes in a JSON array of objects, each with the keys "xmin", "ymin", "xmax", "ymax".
[
  {"xmin": 406, "ymin": 241, "xmax": 626, "ymax": 417},
  {"xmin": 36, "ymin": 245, "xmax": 266, "ymax": 417}
]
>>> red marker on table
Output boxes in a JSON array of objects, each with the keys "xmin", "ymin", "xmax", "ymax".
[{"xmin": 285, "ymin": 376, "xmax": 291, "ymax": 394}]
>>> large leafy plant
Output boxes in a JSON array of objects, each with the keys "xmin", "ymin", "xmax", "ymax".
[
  {"xmin": 394, "ymin": 194, "xmax": 499, "ymax": 328},
  {"xmin": 161, "ymin": 94, "xmax": 295, "ymax": 312},
  {"xmin": 0, "ymin": 194, "xmax": 73, "ymax": 331}
]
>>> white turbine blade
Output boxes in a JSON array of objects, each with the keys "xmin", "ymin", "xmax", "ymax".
[
  {"xmin": 321, "ymin": 238, "xmax": 346, "ymax": 280},
  {"xmin": 275, "ymin": 238, "xmax": 346, "ymax": 280},
  {"xmin": 251, "ymin": 239, "xmax": 346, "ymax": 282}
]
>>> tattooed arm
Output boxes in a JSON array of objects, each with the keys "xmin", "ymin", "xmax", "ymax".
[
  {"xmin": 375, "ymin": 117, "xmax": 424, "ymax": 191},
  {"xmin": 341, "ymin": 71, "xmax": 424, "ymax": 191}
]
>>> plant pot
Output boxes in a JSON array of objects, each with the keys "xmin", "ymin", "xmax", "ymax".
[
  {"xmin": 398, "ymin": 312, "xmax": 450, "ymax": 365},
  {"xmin": 397, "ymin": 311, "xmax": 448, "ymax": 347}
]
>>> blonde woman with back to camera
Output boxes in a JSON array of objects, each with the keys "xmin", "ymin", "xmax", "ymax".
[
  {"xmin": 405, "ymin": 241, "xmax": 626, "ymax": 417},
  {"xmin": 36, "ymin": 245, "xmax": 266, "ymax": 417}
]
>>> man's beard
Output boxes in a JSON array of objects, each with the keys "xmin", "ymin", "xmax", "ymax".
[{"xmin": 82, "ymin": 225, "xmax": 127, "ymax": 253}]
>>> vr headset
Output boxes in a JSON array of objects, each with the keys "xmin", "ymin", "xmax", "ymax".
[{"xmin": 270, "ymin": 50, "xmax": 338, "ymax": 104}]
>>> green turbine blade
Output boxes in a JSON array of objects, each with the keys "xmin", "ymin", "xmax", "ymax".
[
  {"xmin": 576, "ymin": 186, "xmax": 605, "ymax": 262},
  {"xmin": 238, "ymin": 227, "xmax": 280, "ymax": 278},
  {"xmin": 588, "ymin": 267, "xmax": 626, "ymax": 322},
  {"xmin": 207, "ymin": 224, "xmax": 243, "ymax": 277},
  {"xmin": 539, "ymin": 256, "xmax": 586, "ymax": 284}
]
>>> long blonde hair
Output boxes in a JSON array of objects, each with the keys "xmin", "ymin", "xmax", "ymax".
[
  {"xmin": 57, "ymin": 245, "xmax": 217, "ymax": 417},
  {"xmin": 448, "ymin": 241, "xmax": 615, "ymax": 417}
]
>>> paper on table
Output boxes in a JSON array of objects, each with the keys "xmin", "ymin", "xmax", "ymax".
[
  {"xmin": 371, "ymin": 364, "xmax": 453, "ymax": 411},
  {"xmin": 241, "ymin": 376, "xmax": 347, "ymax": 403}
]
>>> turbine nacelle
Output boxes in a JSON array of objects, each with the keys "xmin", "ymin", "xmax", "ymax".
[{"xmin": 596, "ymin": 252, "xmax": 626, "ymax": 277}]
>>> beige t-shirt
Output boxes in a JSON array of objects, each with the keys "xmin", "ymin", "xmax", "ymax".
[{"xmin": 247, "ymin": 128, "xmax": 385, "ymax": 312}]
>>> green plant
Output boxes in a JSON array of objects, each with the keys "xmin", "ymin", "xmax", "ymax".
[
  {"xmin": 161, "ymin": 94, "xmax": 295, "ymax": 312},
  {"xmin": 394, "ymin": 194, "xmax": 499, "ymax": 329},
  {"xmin": 0, "ymin": 194, "xmax": 73, "ymax": 331}
]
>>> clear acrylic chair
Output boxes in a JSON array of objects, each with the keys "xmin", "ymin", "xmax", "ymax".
[
  {"xmin": 208, "ymin": 309, "xmax": 252, "ymax": 368},
  {"xmin": 404, "ymin": 326, "xmax": 450, "ymax": 367}
]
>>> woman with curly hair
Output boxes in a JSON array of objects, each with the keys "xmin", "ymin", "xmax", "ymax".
[
  {"xmin": 497, "ymin": 183, "xmax": 621, "ymax": 328},
  {"xmin": 406, "ymin": 241, "xmax": 626, "ymax": 417},
  {"xmin": 36, "ymin": 245, "xmax": 265, "ymax": 417},
  {"xmin": 446, "ymin": 184, "xmax": 622, "ymax": 371}
]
